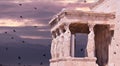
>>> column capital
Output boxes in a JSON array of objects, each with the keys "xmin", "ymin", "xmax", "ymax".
[
  {"xmin": 88, "ymin": 23, "xmax": 95, "ymax": 28},
  {"xmin": 88, "ymin": 24, "xmax": 95, "ymax": 33}
]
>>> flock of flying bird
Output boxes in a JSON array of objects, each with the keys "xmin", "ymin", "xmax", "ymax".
[{"xmin": 1, "ymin": 3, "xmax": 49, "ymax": 66}]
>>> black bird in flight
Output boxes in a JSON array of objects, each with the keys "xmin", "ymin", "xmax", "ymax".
[
  {"xmin": 34, "ymin": 26, "xmax": 37, "ymax": 28},
  {"xmin": 13, "ymin": 29, "xmax": 16, "ymax": 32},
  {"xmin": 5, "ymin": 32, "xmax": 7, "ymax": 34},
  {"xmin": 22, "ymin": 41, "xmax": 25, "ymax": 43},
  {"xmin": 18, "ymin": 56, "xmax": 21, "ymax": 60},
  {"xmin": 40, "ymin": 62, "xmax": 43, "ymax": 65},
  {"xmin": 43, "ymin": 54, "xmax": 46, "ymax": 57},
  {"xmin": 19, "ymin": 4, "xmax": 22, "ymax": 6},
  {"xmin": 5, "ymin": 48, "xmax": 8, "ymax": 51},
  {"xmin": 11, "ymin": 37, "xmax": 14, "ymax": 39},
  {"xmin": 34, "ymin": 7, "xmax": 37, "ymax": 10},
  {"xmin": 20, "ymin": 16, "xmax": 23, "ymax": 18}
]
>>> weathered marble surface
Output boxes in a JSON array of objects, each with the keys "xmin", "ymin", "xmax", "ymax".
[{"xmin": 49, "ymin": 0, "xmax": 120, "ymax": 66}]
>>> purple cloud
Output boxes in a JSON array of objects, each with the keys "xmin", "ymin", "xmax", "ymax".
[{"xmin": 0, "ymin": 1, "xmax": 64, "ymax": 24}]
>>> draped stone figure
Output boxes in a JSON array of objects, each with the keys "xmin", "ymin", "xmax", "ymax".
[
  {"xmin": 87, "ymin": 24, "xmax": 95, "ymax": 57},
  {"xmin": 51, "ymin": 38, "xmax": 57, "ymax": 58},
  {"xmin": 59, "ymin": 35, "xmax": 64, "ymax": 58},
  {"xmin": 51, "ymin": 39, "xmax": 54, "ymax": 58},
  {"xmin": 56, "ymin": 37, "xmax": 59, "ymax": 58},
  {"xmin": 61, "ymin": 35, "xmax": 64, "ymax": 57},
  {"xmin": 63, "ymin": 28, "xmax": 71, "ymax": 57}
]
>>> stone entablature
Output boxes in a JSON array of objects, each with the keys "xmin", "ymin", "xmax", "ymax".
[{"xmin": 49, "ymin": 9, "xmax": 115, "ymax": 31}]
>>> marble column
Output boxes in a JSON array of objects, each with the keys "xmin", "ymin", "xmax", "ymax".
[
  {"xmin": 51, "ymin": 39, "xmax": 56, "ymax": 59},
  {"xmin": 51, "ymin": 32, "xmax": 58, "ymax": 59},
  {"xmin": 87, "ymin": 24, "xmax": 95, "ymax": 57},
  {"xmin": 63, "ymin": 28, "xmax": 71, "ymax": 57},
  {"xmin": 59, "ymin": 28, "xmax": 64, "ymax": 58},
  {"xmin": 71, "ymin": 34, "xmax": 75, "ymax": 57},
  {"xmin": 56, "ymin": 31, "xmax": 60, "ymax": 58}
]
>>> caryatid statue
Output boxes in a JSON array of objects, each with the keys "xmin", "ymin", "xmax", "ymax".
[{"xmin": 87, "ymin": 24, "xmax": 95, "ymax": 57}]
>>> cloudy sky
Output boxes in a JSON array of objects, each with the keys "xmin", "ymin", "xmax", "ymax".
[{"xmin": 0, "ymin": 0, "xmax": 97, "ymax": 66}]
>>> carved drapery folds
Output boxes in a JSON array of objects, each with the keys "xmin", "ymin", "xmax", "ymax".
[
  {"xmin": 51, "ymin": 39, "xmax": 57, "ymax": 58},
  {"xmin": 51, "ymin": 23, "xmax": 96, "ymax": 58},
  {"xmin": 87, "ymin": 24, "xmax": 95, "ymax": 57},
  {"xmin": 51, "ymin": 25, "xmax": 71, "ymax": 59},
  {"xmin": 63, "ymin": 28, "xmax": 71, "ymax": 57}
]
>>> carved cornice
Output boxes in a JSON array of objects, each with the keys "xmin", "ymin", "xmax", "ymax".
[{"xmin": 49, "ymin": 9, "xmax": 115, "ymax": 28}]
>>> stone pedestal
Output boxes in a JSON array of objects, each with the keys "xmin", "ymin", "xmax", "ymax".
[{"xmin": 50, "ymin": 57, "xmax": 98, "ymax": 66}]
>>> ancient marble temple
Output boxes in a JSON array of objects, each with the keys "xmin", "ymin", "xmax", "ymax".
[{"xmin": 49, "ymin": 0, "xmax": 120, "ymax": 66}]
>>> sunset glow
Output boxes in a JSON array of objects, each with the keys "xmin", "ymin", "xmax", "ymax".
[
  {"xmin": 20, "ymin": 35, "xmax": 50, "ymax": 39},
  {"xmin": 75, "ymin": 7, "xmax": 90, "ymax": 11},
  {"xmin": 0, "ymin": 19, "xmax": 46, "ymax": 27}
]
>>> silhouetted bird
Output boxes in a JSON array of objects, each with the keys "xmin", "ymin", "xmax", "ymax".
[
  {"xmin": 34, "ymin": 26, "xmax": 37, "ymax": 28},
  {"xmin": 5, "ymin": 48, "xmax": 8, "ymax": 51},
  {"xmin": 20, "ymin": 16, "xmax": 23, "ymax": 18},
  {"xmin": 40, "ymin": 62, "xmax": 43, "ymax": 65},
  {"xmin": 5, "ymin": 32, "xmax": 7, "ymax": 34},
  {"xmin": 22, "ymin": 41, "xmax": 25, "ymax": 43},
  {"xmin": 81, "ymin": 48, "xmax": 83, "ymax": 51},
  {"xmin": 43, "ymin": 54, "xmax": 46, "ymax": 57},
  {"xmin": 34, "ymin": 7, "xmax": 37, "ymax": 10},
  {"xmin": 13, "ymin": 29, "xmax": 16, "ymax": 32},
  {"xmin": 19, "ymin": 4, "xmax": 22, "ymax": 6},
  {"xmin": 18, "ymin": 56, "xmax": 21, "ymax": 60},
  {"xmin": 11, "ymin": 37, "xmax": 14, "ymax": 39}
]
